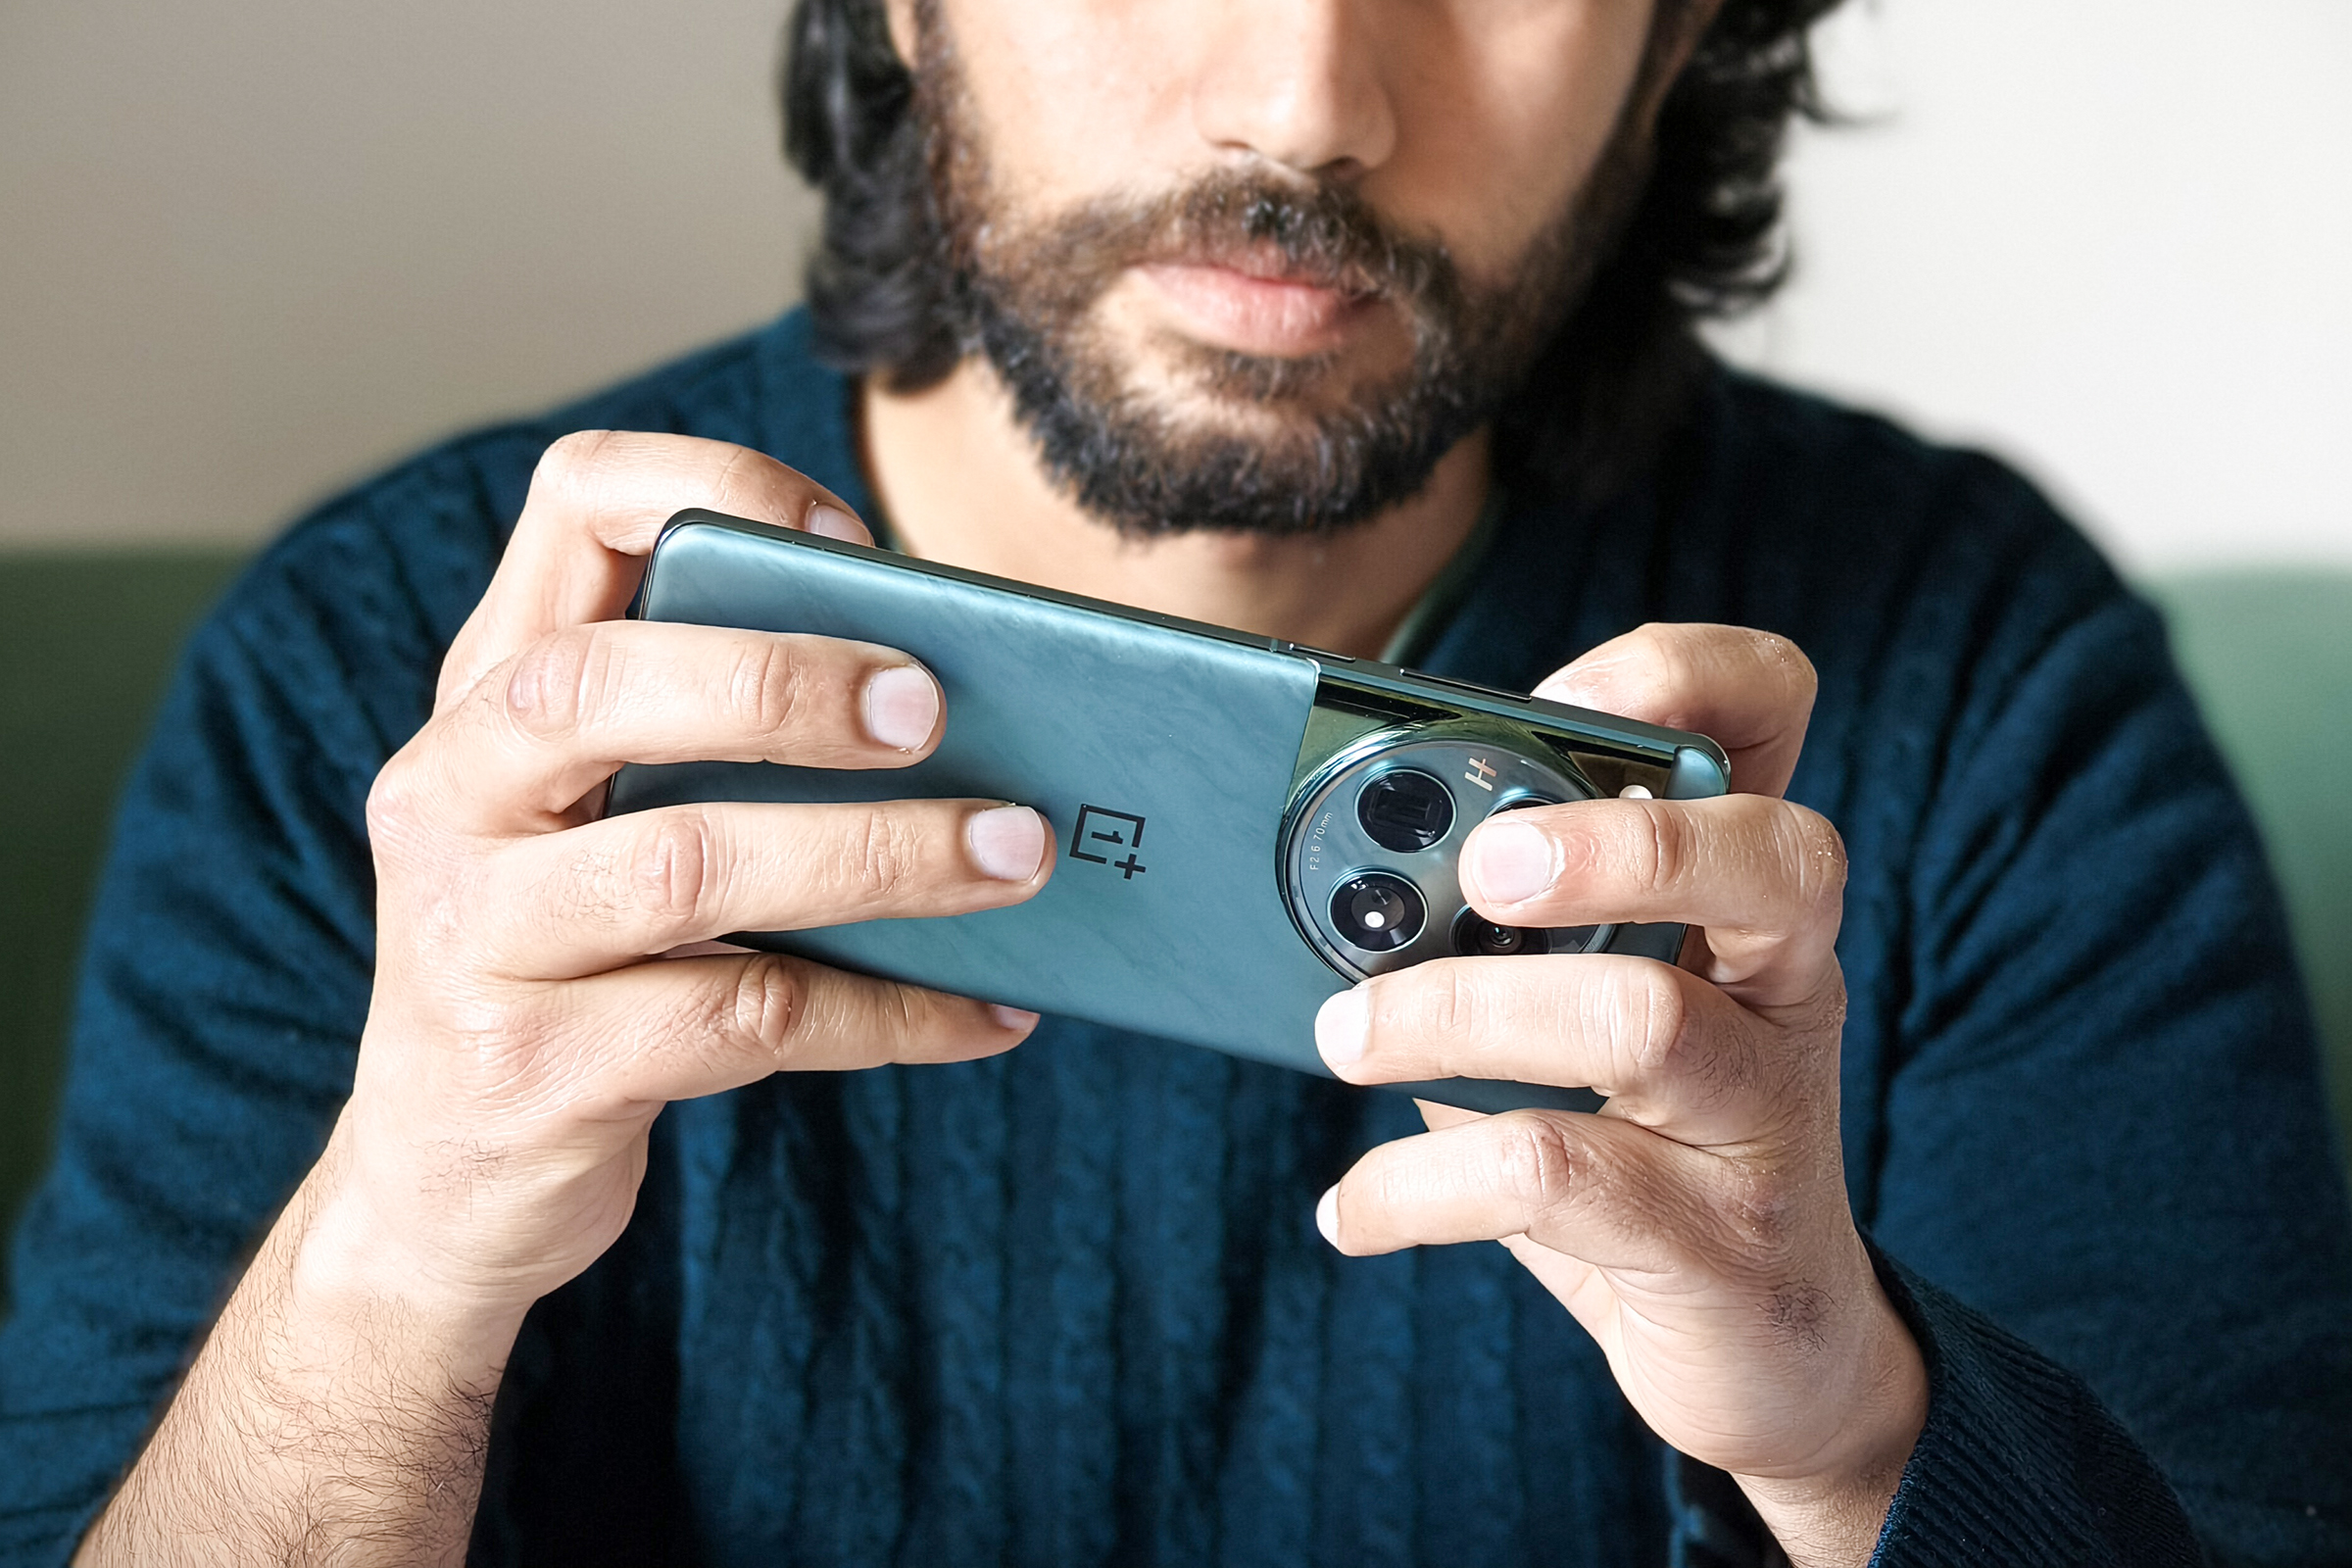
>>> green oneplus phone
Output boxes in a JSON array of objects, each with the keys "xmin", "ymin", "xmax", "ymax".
[{"xmin": 606, "ymin": 510, "xmax": 1731, "ymax": 1114}]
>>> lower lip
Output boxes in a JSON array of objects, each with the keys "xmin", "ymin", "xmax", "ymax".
[{"xmin": 1137, "ymin": 263, "xmax": 1373, "ymax": 357}]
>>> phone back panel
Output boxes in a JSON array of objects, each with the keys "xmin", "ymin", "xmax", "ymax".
[{"xmin": 607, "ymin": 517, "xmax": 1350, "ymax": 1076}]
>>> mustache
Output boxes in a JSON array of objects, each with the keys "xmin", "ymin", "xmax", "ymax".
[{"xmin": 977, "ymin": 171, "xmax": 1464, "ymax": 321}]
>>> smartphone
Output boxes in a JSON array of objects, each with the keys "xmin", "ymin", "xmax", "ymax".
[{"xmin": 606, "ymin": 510, "xmax": 1730, "ymax": 1115}]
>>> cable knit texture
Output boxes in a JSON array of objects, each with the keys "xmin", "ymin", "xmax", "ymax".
[{"xmin": 4, "ymin": 313, "xmax": 2348, "ymax": 1566}]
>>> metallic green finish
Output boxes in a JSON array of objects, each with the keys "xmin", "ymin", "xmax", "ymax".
[
  {"xmin": 609, "ymin": 514, "xmax": 1339, "ymax": 1079},
  {"xmin": 609, "ymin": 513, "xmax": 1728, "ymax": 1114}
]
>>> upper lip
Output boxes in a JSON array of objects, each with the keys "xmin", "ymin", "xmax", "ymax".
[{"xmin": 1152, "ymin": 245, "xmax": 1372, "ymax": 298}]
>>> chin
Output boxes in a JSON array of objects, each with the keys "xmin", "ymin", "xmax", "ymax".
[
  {"xmin": 1091, "ymin": 287, "xmax": 1409, "ymax": 393},
  {"xmin": 1133, "ymin": 338, "xmax": 1413, "ymax": 423}
]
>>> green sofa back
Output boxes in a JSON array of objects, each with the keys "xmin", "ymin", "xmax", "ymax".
[
  {"xmin": 2, "ymin": 557, "xmax": 2347, "ymax": 1303},
  {"xmin": 2145, "ymin": 572, "xmax": 2352, "ymax": 1149},
  {"xmin": 1, "ymin": 552, "xmax": 249, "ymax": 1298}
]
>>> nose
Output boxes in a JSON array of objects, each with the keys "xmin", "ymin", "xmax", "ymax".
[{"xmin": 1188, "ymin": 0, "xmax": 1399, "ymax": 181}]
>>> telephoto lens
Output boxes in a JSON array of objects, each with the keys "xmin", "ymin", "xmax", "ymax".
[
  {"xmin": 1356, "ymin": 768, "xmax": 1454, "ymax": 853},
  {"xmin": 1329, "ymin": 872, "xmax": 1426, "ymax": 952}
]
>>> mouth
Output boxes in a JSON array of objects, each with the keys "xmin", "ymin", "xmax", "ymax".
[{"xmin": 1134, "ymin": 249, "xmax": 1381, "ymax": 359}]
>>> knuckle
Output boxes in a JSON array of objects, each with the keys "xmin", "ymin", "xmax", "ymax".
[
  {"xmin": 1652, "ymin": 623, "xmax": 1702, "ymax": 690},
  {"xmin": 365, "ymin": 753, "xmax": 432, "ymax": 849},
  {"xmin": 532, "ymin": 428, "xmax": 620, "ymax": 497},
  {"xmin": 883, "ymin": 982, "xmax": 923, "ymax": 1043},
  {"xmin": 731, "ymin": 637, "xmax": 810, "ymax": 737},
  {"xmin": 709, "ymin": 442, "xmax": 772, "ymax": 512},
  {"xmin": 708, "ymin": 444, "xmax": 819, "ymax": 523},
  {"xmin": 1406, "ymin": 964, "xmax": 1483, "ymax": 1049},
  {"xmin": 627, "ymin": 808, "xmax": 724, "ymax": 930},
  {"xmin": 1618, "ymin": 963, "xmax": 1693, "ymax": 1079},
  {"xmin": 1624, "ymin": 800, "xmax": 1684, "ymax": 892},
  {"xmin": 842, "ymin": 807, "xmax": 924, "ymax": 901},
  {"xmin": 1487, "ymin": 1112, "xmax": 1589, "ymax": 1216},
  {"xmin": 505, "ymin": 625, "xmax": 611, "ymax": 739},
  {"xmin": 729, "ymin": 958, "xmax": 807, "ymax": 1059},
  {"xmin": 1778, "ymin": 807, "xmax": 1849, "ymax": 913},
  {"xmin": 1627, "ymin": 622, "xmax": 1701, "ymax": 711}
]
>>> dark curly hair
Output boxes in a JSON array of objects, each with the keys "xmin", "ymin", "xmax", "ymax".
[{"xmin": 780, "ymin": 0, "xmax": 1843, "ymax": 503}]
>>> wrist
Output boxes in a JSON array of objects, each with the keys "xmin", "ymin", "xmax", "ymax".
[
  {"xmin": 78, "ymin": 1130, "xmax": 525, "ymax": 1565},
  {"xmin": 1734, "ymin": 1288, "xmax": 1928, "ymax": 1568},
  {"xmin": 281, "ymin": 1128, "xmax": 535, "ymax": 1383}
]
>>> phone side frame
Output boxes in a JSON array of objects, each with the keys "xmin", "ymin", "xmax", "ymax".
[{"xmin": 643, "ymin": 509, "xmax": 1731, "ymax": 802}]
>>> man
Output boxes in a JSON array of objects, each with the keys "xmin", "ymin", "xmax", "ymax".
[{"xmin": 3, "ymin": 0, "xmax": 2347, "ymax": 1562}]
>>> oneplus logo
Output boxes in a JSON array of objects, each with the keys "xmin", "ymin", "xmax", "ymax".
[
  {"xmin": 1464, "ymin": 757, "xmax": 1498, "ymax": 792},
  {"xmin": 1070, "ymin": 805, "xmax": 1148, "ymax": 879}
]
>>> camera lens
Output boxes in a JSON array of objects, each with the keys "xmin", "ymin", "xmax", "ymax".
[
  {"xmin": 1357, "ymin": 768, "xmax": 1454, "ymax": 853},
  {"xmin": 1329, "ymin": 872, "xmax": 1426, "ymax": 952},
  {"xmin": 1452, "ymin": 908, "xmax": 1552, "ymax": 958}
]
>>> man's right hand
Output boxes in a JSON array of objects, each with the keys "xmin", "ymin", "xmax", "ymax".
[
  {"xmin": 76, "ymin": 431, "xmax": 1050, "ymax": 1566},
  {"xmin": 328, "ymin": 429, "xmax": 1052, "ymax": 1321}
]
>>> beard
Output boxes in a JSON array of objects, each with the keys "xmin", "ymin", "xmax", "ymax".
[{"xmin": 909, "ymin": 12, "xmax": 1655, "ymax": 539}]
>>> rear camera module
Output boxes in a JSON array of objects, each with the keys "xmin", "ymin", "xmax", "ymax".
[
  {"xmin": 1451, "ymin": 909, "xmax": 1552, "ymax": 958},
  {"xmin": 1282, "ymin": 720, "xmax": 1602, "ymax": 981},
  {"xmin": 1330, "ymin": 872, "xmax": 1426, "ymax": 953},
  {"xmin": 1357, "ymin": 768, "xmax": 1454, "ymax": 853}
]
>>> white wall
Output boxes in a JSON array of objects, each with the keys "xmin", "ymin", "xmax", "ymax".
[
  {"xmin": 3, "ymin": 0, "xmax": 2346, "ymax": 569},
  {"xmin": 0, "ymin": 0, "xmax": 813, "ymax": 549},
  {"xmin": 1715, "ymin": 0, "xmax": 2352, "ymax": 571}
]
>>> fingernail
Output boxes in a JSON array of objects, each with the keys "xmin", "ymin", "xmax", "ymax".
[
  {"xmin": 968, "ymin": 806, "xmax": 1047, "ymax": 882},
  {"xmin": 861, "ymin": 664, "xmax": 939, "ymax": 750},
  {"xmin": 1315, "ymin": 1186, "xmax": 1341, "ymax": 1250},
  {"xmin": 990, "ymin": 1004, "xmax": 1040, "ymax": 1033},
  {"xmin": 1466, "ymin": 817, "xmax": 1552, "ymax": 905},
  {"xmin": 1315, "ymin": 985, "xmax": 1370, "ymax": 1067},
  {"xmin": 804, "ymin": 505, "xmax": 867, "ymax": 543}
]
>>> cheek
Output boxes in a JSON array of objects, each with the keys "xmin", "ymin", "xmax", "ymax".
[
  {"xmin": 939, "ymin": 0, "xmax": 1196, "ymax": 212},
  {"xmin": 1376, "ymin": 0, "xmax": 1657, "ymax": 272}
]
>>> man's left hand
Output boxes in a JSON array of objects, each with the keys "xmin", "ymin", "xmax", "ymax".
[{"xmin": 1313, "ymin": 623, "xmax": 1926, "ymax": 1568}]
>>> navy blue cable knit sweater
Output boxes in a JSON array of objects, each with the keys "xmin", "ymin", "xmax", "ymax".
[{"xmin": 4, "ymin": 312, "xmax": 2348, "ymax": 1566}]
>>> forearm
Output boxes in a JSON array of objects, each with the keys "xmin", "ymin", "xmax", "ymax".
[{"xmin": 75, "ymin": 1142, "xmax": 525, "ymax": 1567}]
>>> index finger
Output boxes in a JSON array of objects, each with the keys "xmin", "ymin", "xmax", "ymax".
[
  {"xmin": 1536, "ymin": 624, "xmax": 1816, "ymax": 799},
  {"xmin": 436, "ymin": 431, "xmax": 870, "ymax": 713}
]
